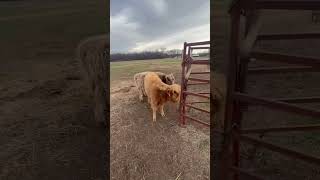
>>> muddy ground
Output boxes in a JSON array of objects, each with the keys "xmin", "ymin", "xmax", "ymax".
[{"xmin": 212, "ymin": 2, "xmax": 320, "ymax": 179}]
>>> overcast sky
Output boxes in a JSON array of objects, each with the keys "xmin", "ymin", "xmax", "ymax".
[{"xmin": 110, "ymin": 0, "xmax": 210, "ymax": 53}]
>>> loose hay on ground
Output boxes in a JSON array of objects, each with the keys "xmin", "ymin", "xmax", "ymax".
[{"xmin": 110, "ymin": 75, "xmax": 210, "ymax": 180}]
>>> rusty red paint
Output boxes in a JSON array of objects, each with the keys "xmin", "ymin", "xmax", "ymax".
[
  {"xmin": 218, "ymin": 1, "xmax": 320, "ymax": 179},
  {"xmin": 179, "ymin": 41, "xmax": 210, "ymax": 127}
]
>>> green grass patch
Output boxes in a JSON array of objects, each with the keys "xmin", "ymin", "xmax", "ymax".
[{"xmin": 110, "ymin": 58, "xmax": 181, "ymax": 82}]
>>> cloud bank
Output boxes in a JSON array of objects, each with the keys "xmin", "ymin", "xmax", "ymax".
[{"xmin": 111, "ymin": 0, "xmax": 210, "ymax": 53}]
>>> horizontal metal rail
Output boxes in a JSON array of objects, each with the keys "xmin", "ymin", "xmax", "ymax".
[
  {"xmin": 276, "ymin": 97, "xmax": 320, "ymax": 103},
  {"xmin": 186, "ymin": 41, "xmax": 210, "ymax": 46},
  {"xmin": 182, "ymin": 115, "xmax": 210, "ymax": 126},
  {"xmin": 239, "ymin": 135, "xmax": 320, "ymax": 166},
  {"xmin": 251, "ymin": 51, "xmax": 320, "ymax": 67},
  {"xmin": 234, "ymin": 92, "xmax": 320, "ymax": 118},
  {"xmin": 187, "ymin": 82, "xmax": 209, "ymax": 85},
  {"xmin": 254, "ymin": 1, "xmax": 320, "ymax": 10},
  {"xmin": 257, "ymin": 33, "xmax": 320, "ymax": 40},
  {"xmin": 230, "ymin": 167, "xmax": 266, "ymax": 180},
  {"xmin": 188, "ymin": 77, "xmax": 210, "ymax": 83},
  {"xmin": 190, "ymin": 46, "xmax": 210, "ymax": 50},
  {"xmin": 247, "ymin": 66, "xmax": 317, "ymax": 74},
  {"xmin": 184, "ymin": 91, "xmax": 210, "ymax": 99},
  {"xmin": 241, "ymin": 124, "xmax": 320, "ymax": 134},
  {"xmin": 185, "ymin": 104, "xmax": 210, "ymax": 113},
  {"xmin": 190, "ymin": 71, "xmax": 210, "ymax": 74},
  {"xmin": 185, "ymin": 101, "xmax": 210, "ymax": 104},
  {"xmin": 191, "ymin": 60, "xmax": 210, "ymax": 65},
  {"xmin": 198, "ymin": 92, "xmax": 210, "ymax": 94}
]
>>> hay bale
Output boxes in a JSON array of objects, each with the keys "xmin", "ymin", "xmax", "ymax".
[{"xmin": 76, "ymin": 34, "xmax": 109, "ymax": 126}]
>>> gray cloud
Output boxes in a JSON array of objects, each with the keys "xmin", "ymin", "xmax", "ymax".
[{"xmin": 111, "ymin": 0, "xmax": 210, "ymax": 53}]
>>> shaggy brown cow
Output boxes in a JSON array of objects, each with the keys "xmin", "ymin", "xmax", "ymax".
[
  {"xmin": 134, "ymin": 71, "xmax": 175, "ymax": 101},
  {"xmin": 144, "ymin": 72, "xmax": 180, "ymax": 122}
]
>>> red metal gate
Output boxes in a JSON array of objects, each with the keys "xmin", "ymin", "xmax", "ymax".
[
  {"xmin": 179, "ymin": 41, "xmax": 210, "ymax": 127},
  {"xmin": 218, "ymin": 0, "xmax": 320, "ymax": 180}
]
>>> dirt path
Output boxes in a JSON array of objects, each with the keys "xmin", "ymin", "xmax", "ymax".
[{"xmin": 110, "ymin": 80, "xmax": 210, "ymax": 180}]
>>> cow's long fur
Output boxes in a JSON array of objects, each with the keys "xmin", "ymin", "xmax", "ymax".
[
  {"xmin": 134, "ymin": 71, "xmax": 175, "ymax": 101},
  {"xmin": 76, "ymin": 34, "xmax": 109, "ymax": 126},
  {"xmin": 144, "ymin": 72, "xmax": 180, "ymax": 122}
]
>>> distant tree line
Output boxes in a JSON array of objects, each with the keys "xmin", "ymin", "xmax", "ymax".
[
  {"xmin": 110, "ymin": 48, "xmax": 209, "ymax": 61},
  {"xmin": 111, "ymin": 49, "xmax": 182, "ymax": 62},
  {"xmin": 198, "ymin": 52, "xmax": 210, "ymax": 57}
]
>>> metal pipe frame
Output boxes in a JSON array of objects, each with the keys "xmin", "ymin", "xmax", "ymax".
[
  {"xmin": 188, "ymin": 77, "xmax": 210, "ymax": 83},
  {"xmin": 187, "ymin": 82, "xmax": 209, "ymax": 85},
  {"xmin": 218, "ymin": 1, "xmax": 320, "ymax": 180},
  {"xmin": 185, "ymin": 104, "xmax": 210, "ymax": 114},
  {"xmin": 190, "ymin": 71, "xmax": 210, "ymax": 74},
  {"xmin": 251, "ymin": 51, "xmax": 320, "ymax": 67},
  {"xmin": 186, "ymin": 101, "xmax": 210, "ymax": 104},
  {"xmin": 190, "ymin": 46, "xmax": 210, "ymax": 50},
  {"xmin": 238, "ymin": 135, "xmax": 320, "ymax": 165},
  {"xmin": 276, "ymin": 96, "xmax": 320, "ymax": 103},
  {"xmin": 184, "ymin": 91, "xmax": 210, "ymax": 99},
  {"xmin": 241, "ymin": 124, "xmax": 320, "ymax": 134},
  {"xmin": 257, "ymin": 33, "xmax": 320, "ymax": 40},
  {"xmin": 247, "ymin": 66, "xmax": 317, "ymax": 74},
  {"xmin": 179, "ymin": 41, "xmax": 210, "ymax": 127}
]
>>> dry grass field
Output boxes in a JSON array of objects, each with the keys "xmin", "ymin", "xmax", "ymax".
[
  {"xmin": 110, "ymin": 58, "xmax": 211, "ymax": 180},
  {"xmin": 0, "ymin": 1, "xmax": 108, "ymax": 179}
]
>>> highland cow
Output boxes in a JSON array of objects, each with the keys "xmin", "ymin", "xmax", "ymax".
[{"xmin": 134, "ymin": 71, "xmax": 175, "ymax": 101}]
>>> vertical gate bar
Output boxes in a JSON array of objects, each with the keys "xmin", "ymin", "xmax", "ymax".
[
  {"xmin": 219, "ymin": 4, "xmax": 241, "ymax": 180},
  {"xmin": 179, "ymin": 43, "xmax": 184, "ymax": 125},
  {"xmin": 184, "ymin": 45, "xmax": 192, "ymax": 125},
  {"xmin": 187, "ymin": 44, "xmax": 192, "ymax": 74},
  {"xmin": 183, "ymin": 43, "xmax": 186, "ymax": 125},
  {"xmin": 180, "ymin": 42, "xmax": 187, "ymax": 126},
  {"xmin": 232, "ymin": 11, "xmax": 252, "ymax": 180}
]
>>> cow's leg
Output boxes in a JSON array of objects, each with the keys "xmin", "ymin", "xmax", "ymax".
[
  {"xmin": 159, "ymin": 104, "xmax": 165, "ymax": 117},
  {"xmin": 150, "ymin": 100, "xmax": 157, "ymax": 122},
  {"xmin": 138, "ymin": 87, "xmax": 144, "ymax": 101}
]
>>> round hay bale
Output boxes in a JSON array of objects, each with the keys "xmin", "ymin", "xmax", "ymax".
[{"xmin": 76, "ymin": 34, "xmax": 109, "ymax": 126}]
